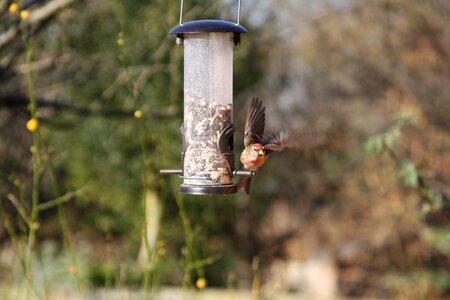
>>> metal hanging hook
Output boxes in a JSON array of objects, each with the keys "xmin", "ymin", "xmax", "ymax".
[{"xmin": 179, "ymin": 0, "xmax": 242, "ymax": 25}]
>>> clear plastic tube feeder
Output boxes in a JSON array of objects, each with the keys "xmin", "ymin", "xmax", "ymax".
[{"xmin": 160, "ymin": 14, "xmax": 247, "ymax": 195}]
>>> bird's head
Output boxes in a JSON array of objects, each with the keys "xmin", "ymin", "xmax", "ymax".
[
  {"xmin": 241, "ymin": 143, "xmax": 267, "ymax": 170},
  {"xmin": 251, "ymin": 143, "xmax": 265, "ymax": 156}
]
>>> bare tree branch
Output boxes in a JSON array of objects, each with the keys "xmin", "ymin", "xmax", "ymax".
[
  {"xmin": 0, "ymin": 0, "xmax": 76, "ymax": 49},
  {"xmin": 0, "ymin": 94, "xmax": 180, "ymax": 119}
]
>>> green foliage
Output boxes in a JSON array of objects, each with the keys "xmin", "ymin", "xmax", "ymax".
[
  {"xmin": 428, "ymin": 270, "xmax": 450, "ymax": 295},
  {"xmin": 365, "ymin": 113, "xmax": 413, "ymax": 155},
  {"xmin": 364, "ymin": 134, "xmax": 385, "ymax": 155},
  {"xmin": 400, "ymin": 159, "xmax": 418, "ymax": 187},
  {"xmin": 365, "ymin": 114, "xmax": 449, "ymax": 223},
  {"xmin": 87, "ymin": 262, "xmax": 119, "ymax": 288}
]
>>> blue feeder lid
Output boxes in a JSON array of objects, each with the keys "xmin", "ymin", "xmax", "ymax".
[{"xmin": 170, "ymin": 20, "xmax": 247, "ymax": 35}]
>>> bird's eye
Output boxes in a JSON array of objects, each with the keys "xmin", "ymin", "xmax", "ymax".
[{"xmin": 253, "ymin": 148, "xmax": 258, "ymax": 152}]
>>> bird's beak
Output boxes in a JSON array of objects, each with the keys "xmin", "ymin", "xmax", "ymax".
[{"xmin": 258, "ymin": 149, "xmax": 264, "ymax": 156}]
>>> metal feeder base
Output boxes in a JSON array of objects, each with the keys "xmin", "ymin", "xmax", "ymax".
[{"xmin": 180, "ymin": 184, "xmax": 238, "ymax": 195}]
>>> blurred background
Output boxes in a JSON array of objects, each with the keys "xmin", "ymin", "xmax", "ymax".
[{"xmin": 1, "ymin": 0, "xmax": 449, "ymax": 298}]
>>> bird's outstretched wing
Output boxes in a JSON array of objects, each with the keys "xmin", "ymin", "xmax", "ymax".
[
  {"xmin": 262, "ymin": 131, "xmax": 325, "ymax": 155},
  {"xmin": 244, "ymin": 97, "xmax": 266, "ymax": 147}
]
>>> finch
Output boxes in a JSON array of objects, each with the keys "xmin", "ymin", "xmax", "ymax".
[{"xmin": 238, "ymin": 97, "xmax": 324, "ymax": 194}]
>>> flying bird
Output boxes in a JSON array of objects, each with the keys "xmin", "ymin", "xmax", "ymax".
[{"xmin": 238, "ymin": 97, "xmax": 324, "ymax": 194}]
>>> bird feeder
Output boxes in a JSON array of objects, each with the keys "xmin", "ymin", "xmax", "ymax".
[{"xmin": 160, "ymin": 0, "xmax": 251, "ymax": 195}]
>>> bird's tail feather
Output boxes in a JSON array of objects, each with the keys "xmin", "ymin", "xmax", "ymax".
[{"xmin": 237, "ymin": 176, "xmax": 252, "ymax": 195}]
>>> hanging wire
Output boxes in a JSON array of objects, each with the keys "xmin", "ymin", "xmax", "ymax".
[
  {"xmin": 236, "ymin": 0, "xmax": 241, "ymax": 25},
  {"xmin": 179, "ymin": 0, "xmax": 184, "ymax": 25},
  {"xmin": 178, "ymin": 0, "xmax": 242, "ymax": 25}
]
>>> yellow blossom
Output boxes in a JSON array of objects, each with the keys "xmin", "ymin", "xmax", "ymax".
[
  {"xmin": 9, "ymin": 3, "xmax": 19, "ymax": 13},
  {"xmin": 117, "ymin": 38, "xmax": 125, "ymax": 46},
  {"xmin": 20, "ymin": 10, "xmax": 30, "ymax": 20},
  {"xmin": 134, "ymin": 110, "xmax": 143, "ymax": 119},
  {"xmin": 30, "ymin": 145, "xmax": 38, "ymax": 153},
  {"xmin": 26, "ymin": 118, "xmax": 39, "ymax": 132},
  {"xmin": 196, "ymin": 278, "xmax": 207, "ymax": 289},
  {"xmin": 69, "ymin": 266, "xmax": 77, "ymax": 276}
]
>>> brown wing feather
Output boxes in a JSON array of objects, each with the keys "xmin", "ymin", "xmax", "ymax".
[
  {"xmin": 262, "ymin": 131, "xmax": 325, "ymax": 155},
  {"xmin": 244, "ymin": 97, "xmax": 266, "ymax": 147}
]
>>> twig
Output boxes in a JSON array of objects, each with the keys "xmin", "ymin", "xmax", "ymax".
[
  {"xmin": 0, "ymin": 95, "xmax": 180, "ymax": 119},
  {"xmin": 186, "ymin": 254, "xmax": 222, "ymax": 270},
  {"xmin": 37, "ymin": 186, "xmax": 87, "ymax": 211},
  {"xmin": 0, "ymin": 0, "xmax": 76, "ymax": 49},
  {"xmin": 251, "ymin": 256, "xmax": 261, "ymax": 300},
  {"xmin": 6, "ymin": 193, "xmax": 30, "ymax": 226},
  {"xmin": 47, "ymin": 159, "xmax": 84, "ymax": 294}
]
